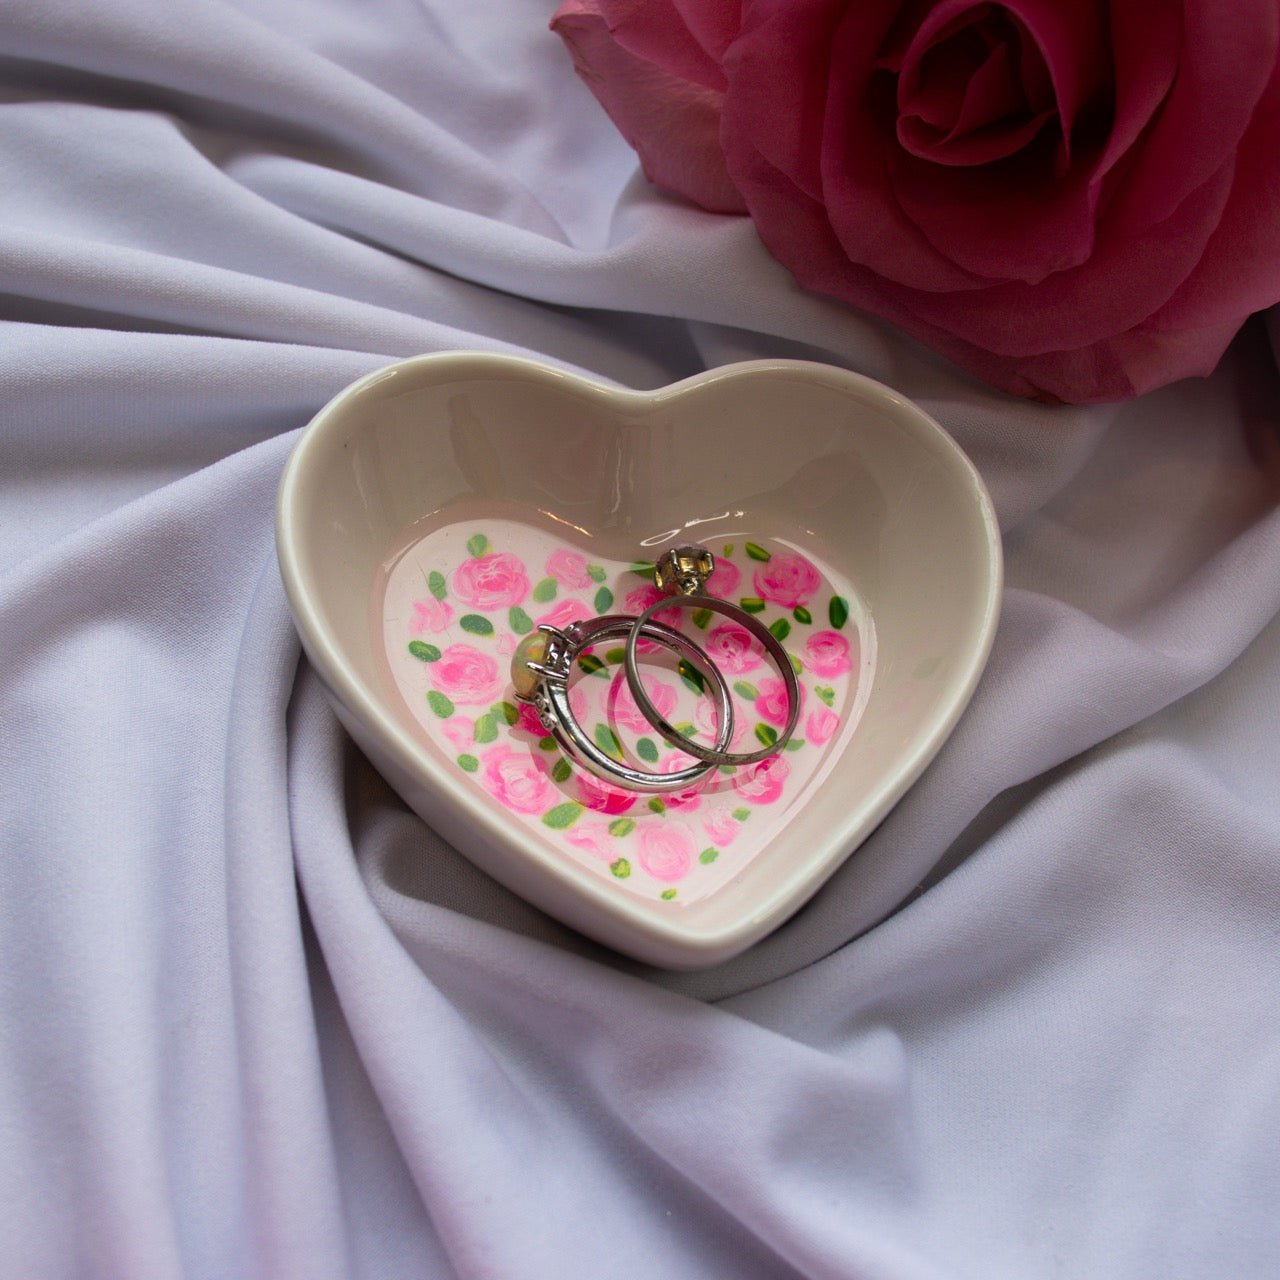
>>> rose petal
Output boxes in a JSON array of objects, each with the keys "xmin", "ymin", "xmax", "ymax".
[
  {"xmin": 571, "ymin": 0, "xmax": 739, "ymax": 90},
  {"xmin": 553, "ymin": 1, "xmax": 745, "ymax": 213}
]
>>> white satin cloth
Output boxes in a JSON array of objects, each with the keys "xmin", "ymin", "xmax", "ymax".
[{"xmin": 2, "ymin": 3, "xmax": 1278, "ymax": 1276}]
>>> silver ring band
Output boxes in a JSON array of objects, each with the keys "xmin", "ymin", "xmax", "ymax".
[
  {"xmin": 512, "ymin": 614, "xmax": 735, "ymax": 792},
  {"xmin": 624, "ymin": 594, "xmax": 801, "ymax": 766}
]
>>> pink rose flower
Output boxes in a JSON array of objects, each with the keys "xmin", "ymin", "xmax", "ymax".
[
  {"xmin": 638, "ymin": 823, "xmax": 695, "ymax": 883},
  {"xmin": 606, "ymin": 669, "xmax": 677, "ymax": 734},
  {"xmin": 516, "ymin": 701, "xmax": 550, "ymax": 738},
  {"xmin": 804, "ymin": 630, "xmax": 854, "ymax": 679},
  {"xmin": 552, "ymin": 0, "xmax": 1280, "ymax": 403},
  {"xmin": 731, "ymin": 755, "xmax": 790, "ymax": 806},
  {"xmin": 576, "ymin": 770, "xmax": 637, "ymax": 815},
  {"xmin": 451, "ymin": 552, "xmax": 529, "ymax": 609},
  {"xmin": 409, "ymin": 596, "xmax": 453, "ymax": 635},
  {"xmin": 753, "ymin": 554, "xmax": 820, "ymax": 610},
  {"xmin": 704, "ymin": 621, "xmax": 761, "ymax": 675},
  {"xmin": 536, "ymin": 597, "xmax": 594, "ymax": 631},
  {"xmin": 806, "ymin": 705, "xmax": 840, "ymax": 747},
  {"xmin": 482, "ymin": 745, "xmax": 556, "ymax": 814},
  {"xmin": 431, "ymin": 643, "xmax": 501, "ymax": 705},
  {"xmin": 702, "ymin": 808, "xmax": 740, "ymax": 847},
  {"xmin": 565, "ymin": 822, "xmax": 616, "ymax": 860},
  {"xmin": 706, "ymin": 558, "xmax": 740, "ymax": 598},
  {"xmin": 546, "ymin": 547, "xmax": 594, "ymax": 590},
  {"xmin": 656, "ymin": 754, "xmax": 705, "ymax": 812},
  {"xmin": 756, "ymin": 676, "xmax": 803, "ymax": 728},
  {"xmin": 441, "ymin": 715, "xmax": 476, "ymax": 754}
]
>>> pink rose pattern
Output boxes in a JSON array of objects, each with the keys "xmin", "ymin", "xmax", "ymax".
[{"xmin": 385, "ymin": 530, "xmax": 861, "ymax": 901}]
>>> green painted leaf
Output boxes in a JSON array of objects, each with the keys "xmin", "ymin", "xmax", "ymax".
[
  {"xmin": 732, "ymin": 807, "xmax": 751, "ymax": 822},
  {"xmin": 551, "ymin": 758, "xmax": 572, "ymax": 784},
  {"xmin": 427, "ymin": 570, "xmax": 448, "ymax": 601},
  {"xmin": 538, "ymin": 735, "xmax": 559, "ymax": 751},
  {"xmin": 577, "ymin": 653, "xmax": 607, "ymax": 677},
  {"xmin": 457, "ymin": 753, "xmax": 479, "ymax": 773},
  {"xmin": 793, "ymin": 605, "xmax": 812, "ymax": 625},
  {"xmin": 587, "ymin": 563, "xmax": 608, "ymax": 583},
  {"xmin": 473, "ymin": 713, "xmax": 498, "ymax": 744},
  {"xmin": 722, "ymin": 543, "xmax": 735, "ymax": 558},
  {"xmin": 427, "ymin": 690, "xmax": 454, "ymax": 718},
  {"xmin": 648, "ymin": 798, "xmax": 666, "ymax": 814},
  {"xmin": 755, "ymin": 723, "xmax": 778, "ymax": 748},
  {"xmin": 543, "ymin": 801, "xmax": 584, "ymax": 829},
  {"xmin": 608, "ymin": 818, "xmax": 636, "ymax": 838},
  {"xmin": 691, "ymin": 608, "xmax": 713, "ymax": 629},
  {"xmin": 789, "ymin": 653, "xmax": 804, "ymax": 675},
  {"xmin": 594, "ymin": 723, "xmax": 623, "ymax": 761},
  {"xmin": 531, "ymin": 577, "xmax": 557, "ymax": 603},
  {"xmin": 829, "ymin": 595, "xmax": 850, "ymax": 630},
  {"xmin": 407, "ymin": 640, "xmax": 441, "ymax": 663},
  {"xmin": 508, "ymin": 606, "xmax": 533, "ymax": 635},
  {"xmin": 660, "ymin": 888, "xmax": 677, "ymax": 901},
  {"xmin": 740, "ymin": 597, "xmax": 766, "ymax": 614},
  {"xmin": 496, "ymin": 700, "xmax": 520, "ymax": 726},
  {"xmin": 460, "ymin": 613, "xmax": 494, "ymax": 636},
  {"xmin": 604, "ymin": 646, "xmax": 626, "ymax": 665},
  {"xmin": 593, "ymin": 586, "xmax": 614, "ymax": 613},
  {"xmin": 785, "ymin": 738, "xmax": 805, "ymax": 752},
  {"xmin": 733, "ymin": 680, "xmax": 759, "ymax": 700},
  {"xmin": 745, "ymin": 541, "xmax": 771, "ymax": 562},
  {"xmin": 677, "ymin": 660, "xmax": 705, "ymax": 695},
  {"xmin": 699, "ymin": 847, "xmax": 719, "ymax": 865},
  {"xmin": 815, "ymin": 685, "xmax": 836, "ymax": 707},
  {"xmin": 673, "ymin": 722, "xmax": 696, "ymax": 739},
  {"xmin": 610, "ymin": 857, "xmax": 632, "ymax": 879},
  {"xmin": 769, "ymin": 617, "xmax": 792, "ymax": 642},
  {"xmin": 636, "ymin": 737, "xmax": 660, "ymax": 764},
  {"xmin": 628, "ymin": 562, "xmax": 656, "ymax": 577},
  {"xmin": 466, "ymin": 533, "xmax": 490, "ymax": 558}
]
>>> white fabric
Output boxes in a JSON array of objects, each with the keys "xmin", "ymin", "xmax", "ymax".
[{"xmin": 2, "ymin": 2, "xmax": 1279, "ymax": 1276}]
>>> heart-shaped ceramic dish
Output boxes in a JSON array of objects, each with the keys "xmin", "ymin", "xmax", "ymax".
[{"xmin": 276, "ymin": 351, "xmax": 1001, "ymax": 967}]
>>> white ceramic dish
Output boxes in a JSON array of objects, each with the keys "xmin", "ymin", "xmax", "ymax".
[{"xmin": 276, "ymin": 351, "xmax": 1001, "ymax": 968}]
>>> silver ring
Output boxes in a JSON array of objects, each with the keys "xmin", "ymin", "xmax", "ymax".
[
  {"xmin": 624, "ymin": 548, "xmax": 801, "ymax": 766},
  {"xmin": 510, "ymin": 614, "xmax": 735, "ymax": 792}
]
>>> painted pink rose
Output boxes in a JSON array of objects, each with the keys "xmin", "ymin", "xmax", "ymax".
[
  {"xmin": 516, "ymin": 701, "xmax": 550, "ymax": 739},
  {"xmin": 606, "ymin": 669, "xmax": 677, "ymax": 734},
  {"xmin": 731, "ymin": 754, "xmax": 791, "ymax": 806},
  {"xmin": 753, "ymin": 554, "xmax": 820, "ymax": 610},
  {"xmin": 536, "ymin": 597, "xmax": 594, "ymax": 631},
  {"xmin": 638, "ymin": 823, "xmax": 695, "ymax": 883},
  {"xmin": 804, "ymin": 630, "xmax": 854, "ymax": 679},
  {"xmin": 441, "ymin": 715, "xmax": 477, "ymax": 754},
  {"xmin": 756, "ymin": 676, "xmax": 803, "ymax": 728},
  {"xmin": 704, "ymin": 621, "xmax": 761, "ymax": 676},
  {"xmin": 706, "ymin": 558, "xmax": 740, "ymax": 598},
  {"xmin": 546, "ymin": 547, "xmax": 594, "ymax": 590},
  {"xmin": 702, "ymin": 808, "xmax": 740, "ymax": 847},
  {"xmin": 482, "ymin": 745, "xmax": 556, "ymax": 814},
  {"xmin": 693, "ymin": 693, "xmax": 747, "ymax": 751},
  {"xmin": 410, "ymin": 596, "xmax": 453, "ymax": 635},
  {"xmin": 565, "ymin": 822, "xmax": 616, "ymax": 860},
  {"xmin": 806, "ymin": 705, "xmax": 840, "ymax": 747},
  {"xmin": 623, "ymin": 583, "xmax": 680, "ymax": 651},
  {"xmin": 656, "ymin": 754, "xmax": 705, "ymax": 811},
  {"xmin": 431, "ymin": 643, "xmax": 502, "ymax": 705},
  {"xmin": 552, "ymin": 0, "xmax": 1280, "ymax": 403},
  {"xmin": 576, "ymin": 770, "xmax": 637, "ymax": 815},
  {"xmin": 451, "ymin": 552, "xmax": 529, "ymax": 609}
]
